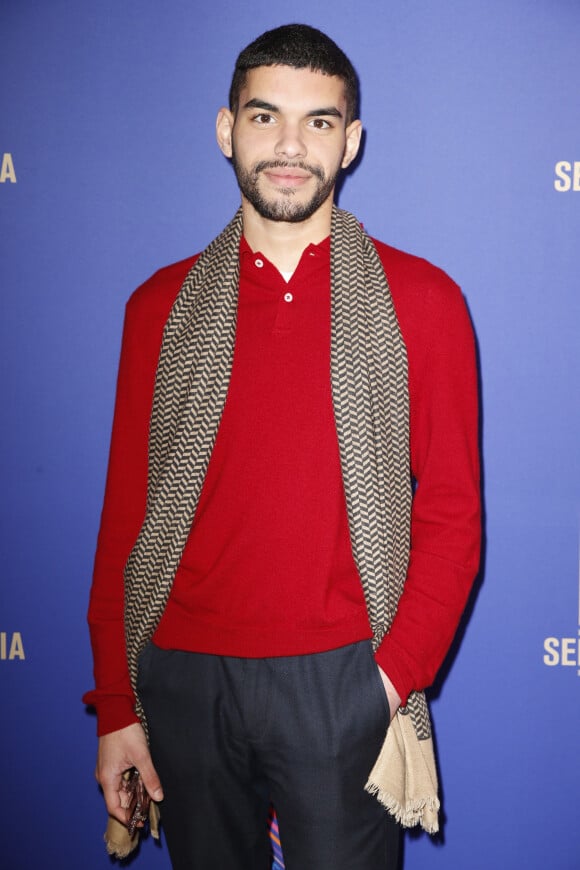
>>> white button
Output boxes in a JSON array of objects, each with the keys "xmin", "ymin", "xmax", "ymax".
[
  {"xmin": 284, "ymin": 292, "xmax": 293, "ymax": 303},
  {"xmin": 255, "ymin": 258, "xmax": 264, "ymax": 268}
]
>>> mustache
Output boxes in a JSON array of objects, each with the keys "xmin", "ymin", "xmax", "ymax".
[{"xmin": 253, "ymin": 160, "xmax": 325, "ymax": 182}]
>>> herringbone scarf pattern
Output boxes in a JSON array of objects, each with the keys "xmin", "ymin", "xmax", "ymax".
[{"xmin": 124, "ymin": 206, "xmax": 432, "ymax": 751}]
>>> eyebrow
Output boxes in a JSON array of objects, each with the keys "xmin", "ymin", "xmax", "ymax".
[{"xmin": 242, "ymin": 98, "xmax": 343, "ymax": 119}]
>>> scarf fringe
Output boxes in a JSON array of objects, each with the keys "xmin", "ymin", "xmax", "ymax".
[{"xmin": 364, "ymin": 781, "xmax": 440, "ymax": 834}]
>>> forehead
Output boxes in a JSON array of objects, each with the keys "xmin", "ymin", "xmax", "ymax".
[{"xmin": 239, "ymin": 65, "xmax": 347, "ymax": 114}]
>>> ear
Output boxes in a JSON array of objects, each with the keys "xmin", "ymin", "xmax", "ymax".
[
  {"xmin": 216, "ymin": 108, "xmax": 234, "ymax": 158},
  {"xmin": 341, "ymin": 119, "xmax": 362, "ymax": 169}
]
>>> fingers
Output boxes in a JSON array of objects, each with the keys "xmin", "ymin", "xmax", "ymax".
[
  {"xmin": 96, "ymin": 723, "xmax": 164, "ymax": 824},
  {"xmin": 102, "ymin": 774, "xmax": 130, "ymax": 824},
  {"xmin": 133, "ymin": 752, "xmax": 164, "ymax": 803}
]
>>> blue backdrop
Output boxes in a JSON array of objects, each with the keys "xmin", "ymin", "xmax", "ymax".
[{"xmin": 1, "ymin": 1, "xmax": 579, "ymax": 868}]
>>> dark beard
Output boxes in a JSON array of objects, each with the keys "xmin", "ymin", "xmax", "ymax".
[{"xmin": 231, "ymin": 152, "xmax": 338, "ymax": 223}]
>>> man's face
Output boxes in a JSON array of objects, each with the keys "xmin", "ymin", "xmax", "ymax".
[{"xmin": 217, "ymin": 65, "xmax": 361, "ymax": 223}]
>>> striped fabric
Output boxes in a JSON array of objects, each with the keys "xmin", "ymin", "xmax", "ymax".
[{"xmin": 269, "ymin": 807, "xmax": 285, "ymax": 869}]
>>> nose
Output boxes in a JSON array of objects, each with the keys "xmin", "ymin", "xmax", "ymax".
[{"xmin": 274, "ymin": 122, "xmax": 306, "ymax": 159}]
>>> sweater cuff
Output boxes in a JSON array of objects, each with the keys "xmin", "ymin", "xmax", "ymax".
[{"xmin": 82, "ymin": 690, "xmax": 141, "ymax": 737}]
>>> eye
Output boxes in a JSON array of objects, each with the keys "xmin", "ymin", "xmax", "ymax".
[
  {"xmin": 252, "ymin": 113, "xmax": 276, "ymax": 125},
  {"xmin": 308, "ymin": 118, "xmax": 332, "ymax": 130}
]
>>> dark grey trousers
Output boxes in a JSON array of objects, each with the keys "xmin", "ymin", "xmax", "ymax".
[{"xmin": 137, "ymin": 640, "xmax": 400, "ymax": 870}]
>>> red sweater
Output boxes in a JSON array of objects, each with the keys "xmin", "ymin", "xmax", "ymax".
[{"xmin": 84, "ymin": 236, "xmax": 480, "ymax": 736}]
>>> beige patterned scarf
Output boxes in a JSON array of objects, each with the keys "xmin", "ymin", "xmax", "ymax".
[{"xmin": 122, "ymin": 205, "xmax": 439, "ymax": 839}]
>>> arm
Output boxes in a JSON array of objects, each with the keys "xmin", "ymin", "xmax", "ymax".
[
  {"xmin": 83, "ymin": 260, "xmax": 193, "ymax": 734},
  {"xmin": 83, "ymin": 289, "xmax": 167, "ymax": 820},
  {"xmin": 374, "ymin": 254, "xmax": 481, "ymax": 704},
  {"xmin": 83, "ymin": 293, "xmax": 156, "ymax": 734}
]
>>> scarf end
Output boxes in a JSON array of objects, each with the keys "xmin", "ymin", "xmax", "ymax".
[
  {"xmin": 104, "ymin": 822, "xmax": 139, "ymax": 859},
  {"xmin": 103, "ymin": 802, "xmax": 161, "ymax": 858},
  {"xmin": 364, "ymin": 779, "xmax": 440, "ymax": 834}
]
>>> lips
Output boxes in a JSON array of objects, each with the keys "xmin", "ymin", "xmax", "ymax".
[
  {"xmin": 253, "ymin": 159, "xmax": 324, "ymax": 188},
  {"xmin": 263, "ymin": 168, "xmax": 311, "ymax": 187}
]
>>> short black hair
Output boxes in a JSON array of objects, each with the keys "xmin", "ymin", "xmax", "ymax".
[{"xmin": 229, "ymin": 24, "xmax": 359, "ymax": 125}]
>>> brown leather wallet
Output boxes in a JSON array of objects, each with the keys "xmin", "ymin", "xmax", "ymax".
[{"xmin": 122, "ymin": 768, "xmax": 151, "ymax": 837}]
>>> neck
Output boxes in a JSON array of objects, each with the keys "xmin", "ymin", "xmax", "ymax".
[{"xmin": 241, "ymin": 197, "xmax": 333, "ymax": 273}]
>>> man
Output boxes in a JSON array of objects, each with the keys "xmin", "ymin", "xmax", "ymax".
[{"xmin": 85, "ymin": 23, "xmax": 480, "ymax": 870}]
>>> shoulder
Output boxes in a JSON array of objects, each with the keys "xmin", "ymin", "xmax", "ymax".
[
  {"xmin": 371, "ymin": 237, "xmax": 461, "ymax": 304},
  {"xmin": 370, "ymin": 237, "xmax": 472, "ymax": 340},
  {"xmin": 125, "ymin": 253, "xmax": 200, "ymax": 324}
]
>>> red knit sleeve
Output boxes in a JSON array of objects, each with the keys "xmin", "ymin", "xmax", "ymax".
[
  {"xmin": 373, "ymin": 243, "xmax": 481, "ymax": 704},
  {"xmin": 83, "ymin": 258, "xmax": 195, "ymax": 735}
]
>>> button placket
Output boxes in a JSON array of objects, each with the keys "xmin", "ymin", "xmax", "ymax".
[{"xmin": 272, "ymin": 283, "xmax": 296, "ymax": 335}]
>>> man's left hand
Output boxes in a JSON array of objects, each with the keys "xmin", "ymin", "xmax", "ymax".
[{"xmin": 377, "ymin": 666, "xmax": 401, "ymax": 722}]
